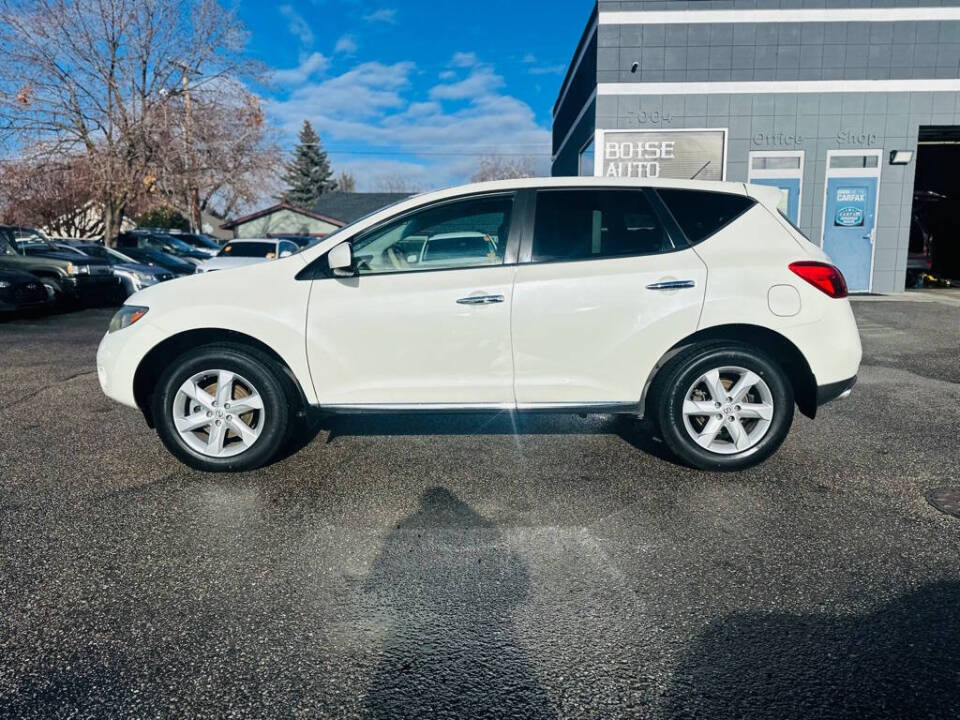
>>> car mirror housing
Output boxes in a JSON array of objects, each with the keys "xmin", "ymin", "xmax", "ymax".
[{"xmin": 327, "ymin": 242, "xmax": 354, "ymax": 277}]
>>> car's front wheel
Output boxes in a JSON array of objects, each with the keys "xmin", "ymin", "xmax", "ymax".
[
  {"xmin": 654, "ymin": 343, "xmax": 794, "ymax": 471},
  {"xmin": 153, "ymin": 345, "xmax": 294, "ymax": 472}
]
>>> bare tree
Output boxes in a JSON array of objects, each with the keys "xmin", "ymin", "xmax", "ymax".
[
  {"xmin": 153, "ymin": 80, "xmax": 279, "ymax": 222},
  {"xmin": 470, "ymin": 155, "xmax": 539, "ymax": 183},
  {"xmin": 335, "ymin": 171, "xmax": 357, "ymax": 193},
  {"xmin": 0, "ymin": 0, "xmax": 261, "ymax": 245},
  {"xmin": 0, "ymin": 154, "xmax": 104, "ymax": 236},
  {"xmin": 374, "ymin": 174, "xmax": 422, "ymax": 193}
]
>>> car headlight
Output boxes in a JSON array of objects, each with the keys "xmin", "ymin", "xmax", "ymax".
[
  {"xmin": 66, "ymin": 263, "xmax": 90, "ymax": 275},
  {"xmin": 0, "ymin": 280, "xmax": 10, "ymax": 289},
  {"xmin": 134, "ymin": 271, "xmax": 157, "ymax": 284},
  {"xmin": 108, "ymin": 305, "xmax": 149, "ymax": 333}
]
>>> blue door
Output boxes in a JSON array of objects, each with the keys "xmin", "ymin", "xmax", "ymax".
[
  {"xmin": 822, "ymin": 177, "xmax": 877, "ymax": 293},
  {"xmin": 751, "ymin": 177, "xmax": 800, "ymax": 225}
]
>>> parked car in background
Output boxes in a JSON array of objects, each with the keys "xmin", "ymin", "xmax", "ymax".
[
  {"xmin": 0, "ymin": 268, "xmax": 51, "ymax": 313},
  {"xmin": 267, "ymin": 234, "xmax": 320, "ymax": 249},
  {"xmin": 98, "ymin": 177, "xmax": 862, "ymax": 473},
  {"xmin": 0, "ymin": 226, "xmax": 118, "ymax": 304},
  {"xmin": 116, "ymin": 230, "xmax": 208, "ymax": 265},
  {"xmin": 197, "ymin": 238, "xmax": 299, "ymax": 273},
  {"xmin": 59, "ymin": 242, "xmax": 177, "ymax": 297},
  {"xmin": 114, "ymin": 247, "xmax": 197, "ymax": 276},
  {"xmin": 172, "ymin": 232, "xmax": 222, "ymax": 257}
]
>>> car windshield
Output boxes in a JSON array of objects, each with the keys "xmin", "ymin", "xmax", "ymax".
[
  {"xmin": 155, "ymin": 236, "xmax": 194, "ymax": 253},
  {"xmin": 0, "ymin": 235, "xmax": 18, "ymax": 256},
  {"xmin": 182, "ymin": 234, "xmax": 220, "ymax": 251},
  {"xmin": 81, "ymin": 245, "xmax": 136, "ymax": 263},
  {"xmin": 219, "ymin": 241, "xmax": 277, "ymax": 258}
]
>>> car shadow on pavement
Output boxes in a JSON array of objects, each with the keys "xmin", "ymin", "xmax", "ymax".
[
  {"xmin": 360, "ymin": 487, "xmax": 557, "ymax": 719},
  {"xmin": 286, "ymin": 410, "xmax": 685, "ymax": 468},
  {"xmin": 660, "ymin": 580, "xmax": 960, "ymax": 719}
]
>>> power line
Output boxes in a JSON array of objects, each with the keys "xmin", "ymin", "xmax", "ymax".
[{"xmin": 323, "ymin": 148, "xmax": 552, "ymax": 158}]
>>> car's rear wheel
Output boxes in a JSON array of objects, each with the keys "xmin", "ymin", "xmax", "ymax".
[
  {"xmin": 654, "ymin": 344, "xmax": 794, "ymax": 471},
  {"xmin": 153, "ymin": 345, "xmax": 293, "ymax": 472}
]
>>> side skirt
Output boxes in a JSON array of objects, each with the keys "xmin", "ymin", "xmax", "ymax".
[{"xmin": 317, "ymin": 402, "xmax": 642, "ymax": 415}]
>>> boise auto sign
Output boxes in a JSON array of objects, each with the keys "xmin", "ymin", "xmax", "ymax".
[{"xmin": 598, "ymin": 129, "xmax": 727, "ymax": 181}]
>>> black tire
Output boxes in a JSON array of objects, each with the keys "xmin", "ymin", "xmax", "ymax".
[
  {"xmin": 653, "ymin": 343, "xmax": 794, "ymax": 471},
  {"xmin": 152, "ymin": 344, "xmax": 295, "ymax": 472}
]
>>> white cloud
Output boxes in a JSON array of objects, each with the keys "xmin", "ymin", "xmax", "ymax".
[
  {"xmin": 528, "ymin": 64, "xmax": 566, "ymax": 76},
  {"xmin": 271, "ymin": 52, "xmax": 329, "ymax": 86},
  {"xmin": 265, "ymin": 54, "xmax": 551, "ymax": 192},
  {"xmin": 429, "ymin": 67, "xmax": 504, "ymax": 101},
  {"xmin": 279, "ymin": 5, "xmax": 314, "ymax": 47},
  {"xmin": 334, "ymin": 34, "xmax": 358, "ymax": 54},
  {"xmin": 523, "ymin": 53, "xmax": 537, "ymax": 64},
  {"xmin": 363, "ymin": 8, "xmax": 397, "ymax": 23},
  {"xmin": 450, "ymin": 52, "xmax": 479, "ymax": 68}
]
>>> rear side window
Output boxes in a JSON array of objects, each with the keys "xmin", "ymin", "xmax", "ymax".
[
  {"xmin": 657, "ymin": 189, "xmax": 755, "ymax": 244},
  {"xmin": 532, "ymin": 189, "xmax": 674, "ymax": 263}
]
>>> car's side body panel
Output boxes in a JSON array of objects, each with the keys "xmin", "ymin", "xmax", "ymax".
[
  {"xmin": 97, "ymin": 256, "xmax": 317, "ymax": 409},
  {"xmin": 693, "ymin": 202, "xmax": 862, "ymax": 387},
  {"xmin": 305, "ymin": 266, "xmax": 517, "ymax": 405},
  {"xmin": 511, "ymin": 249, "xmax": 707, "ymax": 403}
]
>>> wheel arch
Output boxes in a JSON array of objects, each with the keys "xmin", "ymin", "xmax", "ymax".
[
  {"xmin": 133, "ymin": 328, "xmax": 309, "ymax": 428},
  {"xmin": 640, "ymin": 324, "xmax": 819, "ymax": 420}
]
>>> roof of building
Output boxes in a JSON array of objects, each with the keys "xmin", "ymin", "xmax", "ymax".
[
  {"xmin": 311, "ymin": 192, "xmax": 413, "ymax": 225},
  {"xmin": 219, "ymin": 202, "xmax": 346, "ymax": 231}
]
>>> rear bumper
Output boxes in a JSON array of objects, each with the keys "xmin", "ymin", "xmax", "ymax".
[{"xmin": 817, "ymin": 375, "xmax": 857, "ymax": 406}]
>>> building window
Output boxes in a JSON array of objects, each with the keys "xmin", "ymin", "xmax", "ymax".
[{"xmin": 579, "ymin": 137, "xmax": 595, "ymax": 177}]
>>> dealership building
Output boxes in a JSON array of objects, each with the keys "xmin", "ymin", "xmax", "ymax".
[{"xmin": 553, "ymin": 1, "xmax": 960, "ymax": 292}]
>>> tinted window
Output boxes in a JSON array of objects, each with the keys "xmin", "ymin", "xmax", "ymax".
[
  {"xmin": 221, "ymin": 242, "xmax": 276, "ymax": 258},
  {"xmin": 532, "ymin": 189, "xmax": 673, "ymax": 263},
  {"xmin": 657, "ymin": 189, "xmax": 755, "ymax": 244},
  {"xmin": 351, "ymin": 195, "xmax": 512, "ymax": 274}
]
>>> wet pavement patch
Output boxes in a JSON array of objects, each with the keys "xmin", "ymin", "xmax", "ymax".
[{"xmin": 925, "ymin": 488, "xmax": 960, "ymax": 518}]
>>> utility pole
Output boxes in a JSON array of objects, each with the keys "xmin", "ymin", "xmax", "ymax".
[{"xmin": 178, "ymin": 62, "xmax": 202, "ymax": 232}]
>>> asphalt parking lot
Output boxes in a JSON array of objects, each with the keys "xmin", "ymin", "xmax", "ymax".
[{"xmin": 1, "ymin": 295, "xmax": 959, "ymax": 719}]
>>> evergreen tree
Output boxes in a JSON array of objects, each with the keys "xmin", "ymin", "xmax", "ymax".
[{"xmin": 280, "ymin": 121, "xmax": 335, "ymax": 208}]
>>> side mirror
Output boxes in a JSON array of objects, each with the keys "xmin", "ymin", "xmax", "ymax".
[
  {"xmin": 279, "ymin": 250, "xmax": 292, "ymax": 258},
  {"xmin": 327, "ymin": 242, "xmax": 354, "ymax": 277}
]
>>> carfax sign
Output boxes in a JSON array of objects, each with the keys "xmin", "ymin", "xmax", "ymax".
[
  {"xmin": 596, "ymin": 129, "xmax": 727, "ymax": 181},
  {"xmin": 834, "ymin": 187, "xmax": 867, "ymax": 227}
]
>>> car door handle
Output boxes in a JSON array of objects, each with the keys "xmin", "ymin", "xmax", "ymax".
[
  {"xmin": 646, "ymin": 280, "xmax": 696, "ymax": 290},
  {"xmin": 456, "ymin": 294, "xmax": 504, "ymax": 305}
]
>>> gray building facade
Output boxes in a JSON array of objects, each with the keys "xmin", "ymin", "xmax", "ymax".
[{"xmin": 553, "ymin": 1, "xmax": 960, "ymax": 293}]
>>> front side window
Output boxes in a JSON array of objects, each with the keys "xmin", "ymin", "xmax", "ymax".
[
  {"xmin": 657, "ymin": 189, "xmax": 755, "ymax": 245},
  {"xmin": 532, "ymin": 189, "xmax": 674, "ymax": 263},
  {"xmin": 351, "ymin": 195, "xmax": 512, "ymax": 275}
]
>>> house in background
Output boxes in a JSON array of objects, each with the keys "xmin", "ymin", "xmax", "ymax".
[
  {"xmin": 220, "ymin": 201, "xmax": 345, "ymax": 239},
  {"xmin": 311, "ymin": 192, "xmax": 413, "ymax": 225}
]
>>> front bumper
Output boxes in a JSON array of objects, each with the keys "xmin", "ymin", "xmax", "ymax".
[
  {"xmin": 97, "ymin": 321, "xmax": 165, "ymax": 409},
  {"xmin": 817, "ymin": 375, "xmax": 857, "ymax": 406}
]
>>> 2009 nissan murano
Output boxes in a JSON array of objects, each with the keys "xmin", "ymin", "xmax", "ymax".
[{"xmin": 98, "ymin": 177, "xmax": 861, "ymax": 472}]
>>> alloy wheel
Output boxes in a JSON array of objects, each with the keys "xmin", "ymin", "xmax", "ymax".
[
  {"xmin": 172, "ymin": 369, "xmax": 266, "ymax": 458},
  {"xmin": 681, "ymin": 365, "xmax": 775, "ymax": 455}
]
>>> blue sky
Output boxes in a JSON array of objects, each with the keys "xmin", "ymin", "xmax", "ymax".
[{"xmin": 236, "ymin": 0, "xmax": 591, "ymax": 191}]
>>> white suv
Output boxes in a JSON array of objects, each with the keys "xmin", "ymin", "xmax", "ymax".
[{"xmin": 98, "ymin": 178, "xmax": 861, "ymax": 473}]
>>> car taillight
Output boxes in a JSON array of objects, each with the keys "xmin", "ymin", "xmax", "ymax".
[{"xmin": 789, "ymin": 261, "xmax": 848, "ymax": 299}]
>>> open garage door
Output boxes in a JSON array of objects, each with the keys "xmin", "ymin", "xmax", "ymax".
[{"xmin": 909, "ymin": 127, "xmax": 960, "ymax": 288}]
